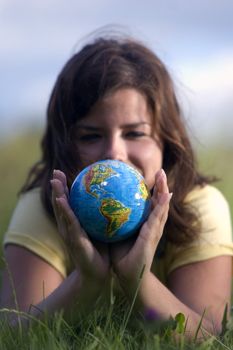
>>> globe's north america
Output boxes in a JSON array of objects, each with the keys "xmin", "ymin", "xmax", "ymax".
[{"xmin": 69, "ymin": 160, "xmax": 151, "ymax": 242}]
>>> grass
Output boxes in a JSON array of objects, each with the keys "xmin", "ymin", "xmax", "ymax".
[
  {"xmin": 0, "ymin": 131, "xmax": 233, "ymax": 349},
  {"xmin": 1, "ymin": 294, "xmax": 233, "ymax": 349}
]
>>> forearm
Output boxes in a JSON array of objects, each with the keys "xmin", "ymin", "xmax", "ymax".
[
  {"xmin": 38, "ymin": 270, "xmax": 103, "ymax": 316},
  {"xmin": 123, "ymin": 272, "xmax": 221, "ymax": 338},
  {"xmin": 9, "ymin": 270, "xmax": 106, "ymax": 327}
]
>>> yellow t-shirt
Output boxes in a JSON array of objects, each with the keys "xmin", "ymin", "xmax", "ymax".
[{"xmin": 3, "ymin": 185, "xmax": 233, "ymax": 282}]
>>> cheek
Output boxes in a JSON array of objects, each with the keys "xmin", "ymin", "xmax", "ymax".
[
  {"xmin": 141, "ymin": 143, "xmax": 162, "ymax": 167},
  {"xmin": 142, "ymin": 145, "xmax": 163, "ymax": 188},
  {"xmin": 76, "ymin": 146, "xmax": 100, "ymax": 168}
]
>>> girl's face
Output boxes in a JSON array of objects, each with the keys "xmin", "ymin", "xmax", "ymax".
[{"xmin": 74, "ymin": 88, "xmax": 163, "ymax": 189}]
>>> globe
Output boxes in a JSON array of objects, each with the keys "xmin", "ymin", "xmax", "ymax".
[{"xmin": 69, "ymin": 159, "xmax": 151, "ymax": 243}]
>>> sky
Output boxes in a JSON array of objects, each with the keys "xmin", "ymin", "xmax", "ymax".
[{"xmin": 1, "ymin": 0, "xmax": 233, "ymax": 146}]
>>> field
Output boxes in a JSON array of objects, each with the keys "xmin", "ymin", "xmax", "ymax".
[
  {"xmin": 0, "ymin": 130, "xmax": 42, "ymax": 257},
  {"xmin": 0, "ymin": 131, "xmax": 233, "ymax": 349}
]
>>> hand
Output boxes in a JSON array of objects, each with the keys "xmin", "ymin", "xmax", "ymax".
[
  {"xmin": 50, "ymin": 170, "xmax": 110, "ymax": 284},
  {"xmin": 110, "ymin": 169, "xmax": 172, "ymax": 294}
]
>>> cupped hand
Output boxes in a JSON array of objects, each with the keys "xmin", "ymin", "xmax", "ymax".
[
  {"xmin": 110, "ymin": 169, "xmax": 172, "ymax": 294},
  {"xmin": 50, "ymin": 170, "xmax": 110, "ymax": 283}
]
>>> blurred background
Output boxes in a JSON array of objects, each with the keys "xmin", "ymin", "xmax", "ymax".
[{"xmin": 0, "ymin": 0, "xmax": 233, "ymax": 256}]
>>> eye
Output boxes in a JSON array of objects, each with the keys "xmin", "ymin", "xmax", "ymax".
[
  {"xmin": 125, "ymin": 131, "xmax": 146, "ymax": 138},
  {"xmin": 78, "ymin": 134, "xmax": 101, "ymax": 142}
]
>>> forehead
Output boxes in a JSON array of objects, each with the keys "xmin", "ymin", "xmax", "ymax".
[{"xmin": 80, "ymin": 88, "xmax": 153, "ymax": 124}]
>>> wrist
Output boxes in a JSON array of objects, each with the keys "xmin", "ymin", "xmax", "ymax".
[
  {"xmin": 74, "ymin": 268, "xmax": 109, "ymax": 294},
  {"xmin": 115, "ymin": 267, "xmax": 151, "ymax": 301},
  {"xmin": 66, "ymin": 270, "xmax": 108, "ymax": 319}
]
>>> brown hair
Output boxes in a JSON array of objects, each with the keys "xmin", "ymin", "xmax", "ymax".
[{"xmin": 21, "ymin": 36, "xmax": 212, "ymax": 245}]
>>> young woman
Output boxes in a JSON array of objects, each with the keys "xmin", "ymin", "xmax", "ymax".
[{"xmin": 1, "ymin": 35, "xmax": 232, "ymax": 337}]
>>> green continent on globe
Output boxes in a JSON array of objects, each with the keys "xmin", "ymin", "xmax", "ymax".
[
  {"xmin": 83, "ymin": 164, "xmax": 117, "ymax": 198},
  {"xmin": 100, "ymin": 198, "xmax": 131, "ymax": 237},
  {"xmin": 139, "ymin": 180, "xmax": 150, "ymax": 200}
]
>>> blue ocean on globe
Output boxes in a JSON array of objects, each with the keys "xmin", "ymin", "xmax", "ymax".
[{"xmin": 69, "ymin": 159, "xmax": 151, "ymax": 242}]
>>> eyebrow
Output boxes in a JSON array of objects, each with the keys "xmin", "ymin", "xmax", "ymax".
[{"xmin": 76, "ymin": 122, "xmax": 151, "ymax": 131}]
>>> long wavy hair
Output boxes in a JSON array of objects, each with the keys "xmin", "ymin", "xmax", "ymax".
[{"xmin": 21, "ymin": 35, "xmax": 212, "ymax": 245}]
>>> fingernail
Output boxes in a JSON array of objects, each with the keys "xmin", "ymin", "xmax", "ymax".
[
  {"xmin": 169, "ymin": 192, "xmax": 173, "ymax": 200},
  {"xmin": 160, "ymin": 169, "xmax": 166, "ymax": 178},
  {"xmin": 157, "ymin": 169, "xmax": 166, "ymax": 186}
]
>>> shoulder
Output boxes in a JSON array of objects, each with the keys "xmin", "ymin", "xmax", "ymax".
[
  {"xmin": 185, "ymin": 185, "xmax": 231, "ymax": 225},
  {"xmin": 14, "ymin": 187, "xmax": 43, "ymax": 209},
  {"xmin": 4, "ymin": 188, "xmax": 71, "ymax": 278},
  {"xmin": 163, "ymin": 185, "xmax": 233, "ymax": 275},
  {"xmin": 184, "ymin": 184, "xmax": 232, "ymax": 244},
  {"xmin": 184, "ymin": 184, "xmax": 229, "ymax": 208},
  {"xmin": 7, "ymin": 188, "xmax": 52, "ymax": 232}
]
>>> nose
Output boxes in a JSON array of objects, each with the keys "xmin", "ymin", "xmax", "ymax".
[{"xmin": 103, "ymin": 135, "xmax": 127, "ymax": 162}]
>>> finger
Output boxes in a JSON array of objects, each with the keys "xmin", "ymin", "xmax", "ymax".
[
  {"xmin": 156, "ymin": 169, "xmax": 169, "ymax": 194},
  {"xmin": 137, "ymin": 192, "xmax": 172, "ymax": 254},
  {"xmin": 50, "ymin": 179, "xmax": 74, "ymax": 246},
  {"xmin": 51, "ymin": 175, "xmax": 69, "ymax": 221},
  {"xmin": 158, "ymin": 197, "xmax": 170, "ymax": 230},
  {"xmin": 51, "ymin": 178, "xmax": 105, "ymax": 271},
  {"xmin": 55, "ymin": 197, "xmax": 83, "ymax": 251},
  {"xmin": 50, "ymin": 179, "xmax": 66, "ymax": 223},
  {"xmin": 152, "ymin": 169, "xmax": 169, "ymax": 208},
  {"xmin": 56, "ymin": 196, "xmax": 91, "ymax": 249},
  {"xmin": 133, "ymin": 195, "xmax": 170, "ymax": 269},
  {"xmin": 52, "ymin": 175, "xmax": 105, "ymax": 264},
  {"xmin": 146, "ymin": 192, "xmax": 172, "ymax": 233},
  {"xmin": 51, "ymin": 179, "xmax": 61, "ymax": 220},
  {"xmin": 53, "ymin": 169, "xmax": 69, "ymax": 197},
  {"xmin": 51, "ymin": 178, "xmax": 66, "ymax": 200},
  {"xmin": 50, "ymin": 184, "xmax": 70, "ymax": 244},
  {"xmin": 52, "ymin": 171, "xmax": 68, "ymax": 199}
]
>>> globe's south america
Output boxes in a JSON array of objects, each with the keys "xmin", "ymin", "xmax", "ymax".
[{"xmin": 69, "ymin": 160, "xmax": 151, "ymax": 242}]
